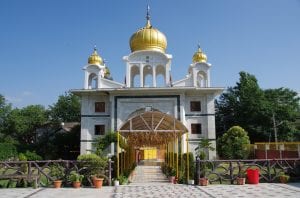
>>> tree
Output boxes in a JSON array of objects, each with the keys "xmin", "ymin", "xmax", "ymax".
[
  {"xmin": 217, "ymin": 126, "xmax": 250, "ymax": 159},
  {"xmin": 0, "ymin": 94, "xmax": 13, "ymax": 143},
  {"xmin": 6, "ymin": 105, "xmax": 47, "ymax": 147},
  {"xmin": 264, "ymin": 88, "xmax": 300, "ymax": 141},
  {"xmin": 197, "ymin": 138, "xmax": 215, "ymax": 160},
  {"xmin": 216, "ymin": 71, "xmax": 300, "ymax": 142},
  {"xmin": 48, "ymin": 92, "xmax": 80, "ymax": 123},
  {"xmin": 216, "ymin": 72, "xmax": 267, "ymax": 142}
]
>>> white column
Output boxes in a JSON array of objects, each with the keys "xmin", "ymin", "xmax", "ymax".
[
  {"xmin": 84, "ymin": 71, "xmax": 89, "ymax": 89},
  {"xmin": 126, "ymin": 63, "xmax": 130, "ymax": 87},
  {"xmin": 153, "ymin": 65, "xmax": 156, "ymax": 87},
  {"xmin": 165, "ymin": 63, "xmax": 170, "ymax": 86},
  {"xmin": 140, "ymin": 64, "xmax": 144, "ymax": 87},
  {"xmin": 97, "ymin": 72, "xmax": 101, "ymax": 88},
  {"xmin": 193, "ymin": 70, "xmax": 197, "ymax": 87},
  {"xmin": 207, "ymin": 69, "xmax": 211, "ymax": 87}
]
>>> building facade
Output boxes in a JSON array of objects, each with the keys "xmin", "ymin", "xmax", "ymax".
[{"xmin": 72, "ymin": 9, "xmax": 223, "ymax": 160}]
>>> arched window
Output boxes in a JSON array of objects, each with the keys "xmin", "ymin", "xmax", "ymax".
[
  {"xmin": 197, "ymin": 71, "xmax": 207, "ymax": 87},
  {"xmin": 143, "ymin": 65, "xmax": 153, "ymax": 87},
  {"xmin": 131, "ymin": 65, "xmax": 140, "ymax": 87},
  {"xmin": 156, "ymin": 65, "xmax": 165, "ymax": 87},
  {"xmin": 88, "ymin": 73, "xmax": 98, "ymax": 89}
]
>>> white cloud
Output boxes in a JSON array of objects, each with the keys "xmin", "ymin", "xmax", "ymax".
[
  {"xmin": 22, "ymin": 91, "xmax": 32, "ymax": 96},
  {"xmin": 5, "ymin": 96, "xmax": 22, "ymax": 103}
]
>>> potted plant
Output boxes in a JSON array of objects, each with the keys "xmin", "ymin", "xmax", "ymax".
[
  {"xmin": 169, "ymin": 168, "xmax": 176, "ymax": 184},
  {"xmin": 68, "ymin": 171, "xmax": 84, "ymax": 188},
  {"xmin": 118, "ymin": 175, "xmax": 128, "ymax": 185},
  {"xmin": 198, "ymin": 151, "xmax": 209, "ymax": 186},
  {"xmin": 77, "ymin": 153, "xmax": 108, "ymax": 188},
  {"xmin": 197, "ymin": 139, "xmax": 214, "ymax": 186},
  {"xmin": 279, "ymin": 172, "xmax": 290, "ymax": 183},
  {"xmin": 236, "ymin": 171, "xmax": 246, "ymax": 185},
  {"xmin": 91, "ymin": 174, "xmax": 105, "ymax": 188},
  {"xmin": 50, "ymin": 164, "xmax": 65, "ymax": 188}
]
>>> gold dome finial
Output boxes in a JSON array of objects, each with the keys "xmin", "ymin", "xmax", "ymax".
[
  {"xmin": 129, "ymin": 6, "xmax": 167, "ymax": 53},
  {"xmin": 192, "ymin": 44, "xmax": 207, "ymax": 63},
  {"xmin": 88, "ymin": 45, "xmax": 103, "ymax": 65},
  {"xmin": 146, "ymin": 5, "xmax": 151, "ymax": 28}
]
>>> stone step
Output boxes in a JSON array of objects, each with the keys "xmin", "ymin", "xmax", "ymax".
[{"xmin": 130, "ymin": 164, "xmax": 170, "ymax": 184}]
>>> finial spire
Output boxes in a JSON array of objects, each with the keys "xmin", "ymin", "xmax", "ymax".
[
  {"xmin": 93, "ymin": 45, "xmax": 97, "ymax": 53},
  {"xmin": 146, "ymin": 5, "xmax": 150, "ymax": 20},
  {"xmin": 145, "ymin": 5, "xmax": 151, "ymax": 28},
  {"xmin": 197, "ymin": 43, "xmax": 202, "ymax": 52}
]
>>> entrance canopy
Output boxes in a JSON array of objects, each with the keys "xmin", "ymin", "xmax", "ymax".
[{"xmin": 119, "ymin": 111, "xmax": 188, "ymax": 147}]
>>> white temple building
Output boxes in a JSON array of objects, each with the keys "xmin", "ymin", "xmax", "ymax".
[{"xmin": 72, "ymin": 8, "xmax": 223, "ymax": 160}]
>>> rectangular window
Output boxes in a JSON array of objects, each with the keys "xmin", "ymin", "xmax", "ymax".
[
  {"xmin": 190, "ymin": 101, "xmax": 201, "ymax": 112},
  {"xmin": 191, "ymin": 124, "xmax": 202, "ymax": 134},
  {"xmin": 95, "ymin": 125, "xmax": 105, "ymax": 135},
  {"xmin": 95, "ymin": 102, "xmax": 105, "ymax": 112}
]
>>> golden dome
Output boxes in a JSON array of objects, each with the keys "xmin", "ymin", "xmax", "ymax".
[
  {"xmin": 192, "ymin": 45, "xmax": 207, "ymax": 63},
  {"xmin": 88, "ymin": 47, "xmax": 103, "ymax": 65},
  {"xmin": 129, "ymin": 7, "xmax": 167, "ymax": 53}
]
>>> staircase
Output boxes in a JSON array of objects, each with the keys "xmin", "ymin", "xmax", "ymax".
[{"xmin": 129, "ymin": 161, "xmax": 169, "ymax": 184}]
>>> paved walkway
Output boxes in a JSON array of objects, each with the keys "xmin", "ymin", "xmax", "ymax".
[
  {"xmin": 130, "ymin": 165, "xmax": 169, "ymax": 184},
  {"xmin": 1, "ymin": 160, "xmax": 300, "ymax": 197},
  {"xmin": 1, "ymin": 183, "xmax": 300, "ymax": 198}
]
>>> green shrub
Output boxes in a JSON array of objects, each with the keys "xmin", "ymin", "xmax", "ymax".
[
  {"xmin": 77, "ymin": 154, "xmax": 108, "ymax": 176},
  {"xmin": 0, "ymin": 143, "xmax": 17, "ymax": 160},
  {"xmin": 77, "ymin": 153, "xmax": 108, "ymax": 185},
  {"xmin": 24, "ymin": 150, "xmax": 42, "ymax": 161},
  {"xmin": 118, "ymin": 174, "xmax": 128, "ymax": 185},
  {"xmin": 180, "ymin": 152, "xmax": 195, "ymax": 179},
  {"xmin": 68, "ymin": 171, "xmax": 84, "ymax": 182},
  {"xmin": 50, "ymin": 164, "xmax": 65, "ymax": 180},
  {"xmin": 217, "ymin": 126, "xmax": 250, "ymax": 159}
]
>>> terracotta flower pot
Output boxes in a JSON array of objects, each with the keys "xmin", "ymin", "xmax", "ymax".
[
  {"xmin": 236, "ymin": 177, "xmax": 245, "ymax": 185},
  {"xmin": 169, "ymin": 176, "xmax": 176, "ymax": 183},
  {"xmin": 93, "ymin": 178, "xmax": 104, "ymax": 188},
  {"xmin": 199, "ymin": 178, "xmax": 208, "ymax": 186},
  {"xmin": 53, "ymin": 180, "xmax": 62, "ymax": 188},
  {"xmin": 72, "ymin": 181, "xmax": 81, "ymax": 188},
  {"xmin": 279, "ymin": 176, "xmax": 289, "ymax": 183}
]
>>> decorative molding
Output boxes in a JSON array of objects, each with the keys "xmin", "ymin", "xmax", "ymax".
[
  {"xmin": 80, "ymin": 140, "xmax": 98, "ymax": 142},
  {"xmin": 114, "ymin": 95, "xmax": 180, "ymax": 130},
  {"xmin": 185, "ymin": 113, "xmax": 215, "ymax": 117},
  {"xmin": 81, "ymin": 114, "xmax": 110, "ymax": 118}
]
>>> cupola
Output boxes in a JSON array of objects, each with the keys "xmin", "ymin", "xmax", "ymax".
[
  {"xmin": 88, "ymin": 47, "xmax": 103, "ymax": 65},
  {"xmin": 129, "ymin": 6, "xmax": 167, "ymax": 53},
  {"xmin": 192, "ymin": 45, "xmax": 207, "ymax": 63}
]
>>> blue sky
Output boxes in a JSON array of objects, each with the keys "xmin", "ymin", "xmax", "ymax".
[{"xmin": 0, "ymin": 0, "xmax": 299, "ymax": 108}]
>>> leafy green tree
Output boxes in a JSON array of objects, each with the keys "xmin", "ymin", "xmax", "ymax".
[
  {"xmin": 264, "ymin": 88, "xmax": 300, "ymax": 141},
  {"xmin": 0, "ymin": 143, "xmax": 17, "ymax": 160},
  {"xmin": 197, "ymin": 138, "xmax": 215, "ymax": 160},
  {"xmin": 0, "ymin": 95, "xmax": 13, "ymax": 143},
  {"xmin": 216, "ymin": 71, "xmax": 300, "ymax": 142},
  {"xmin": 217, "ymin": 126, "xmax": 250, "ymax": 159},
  {"xmin": 48, "ymin": 92, "xmax": 80, "ymax": 122},
  {"xmin": 6, "ymin": 105, "xmax": 47, "ymax": 147}
]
